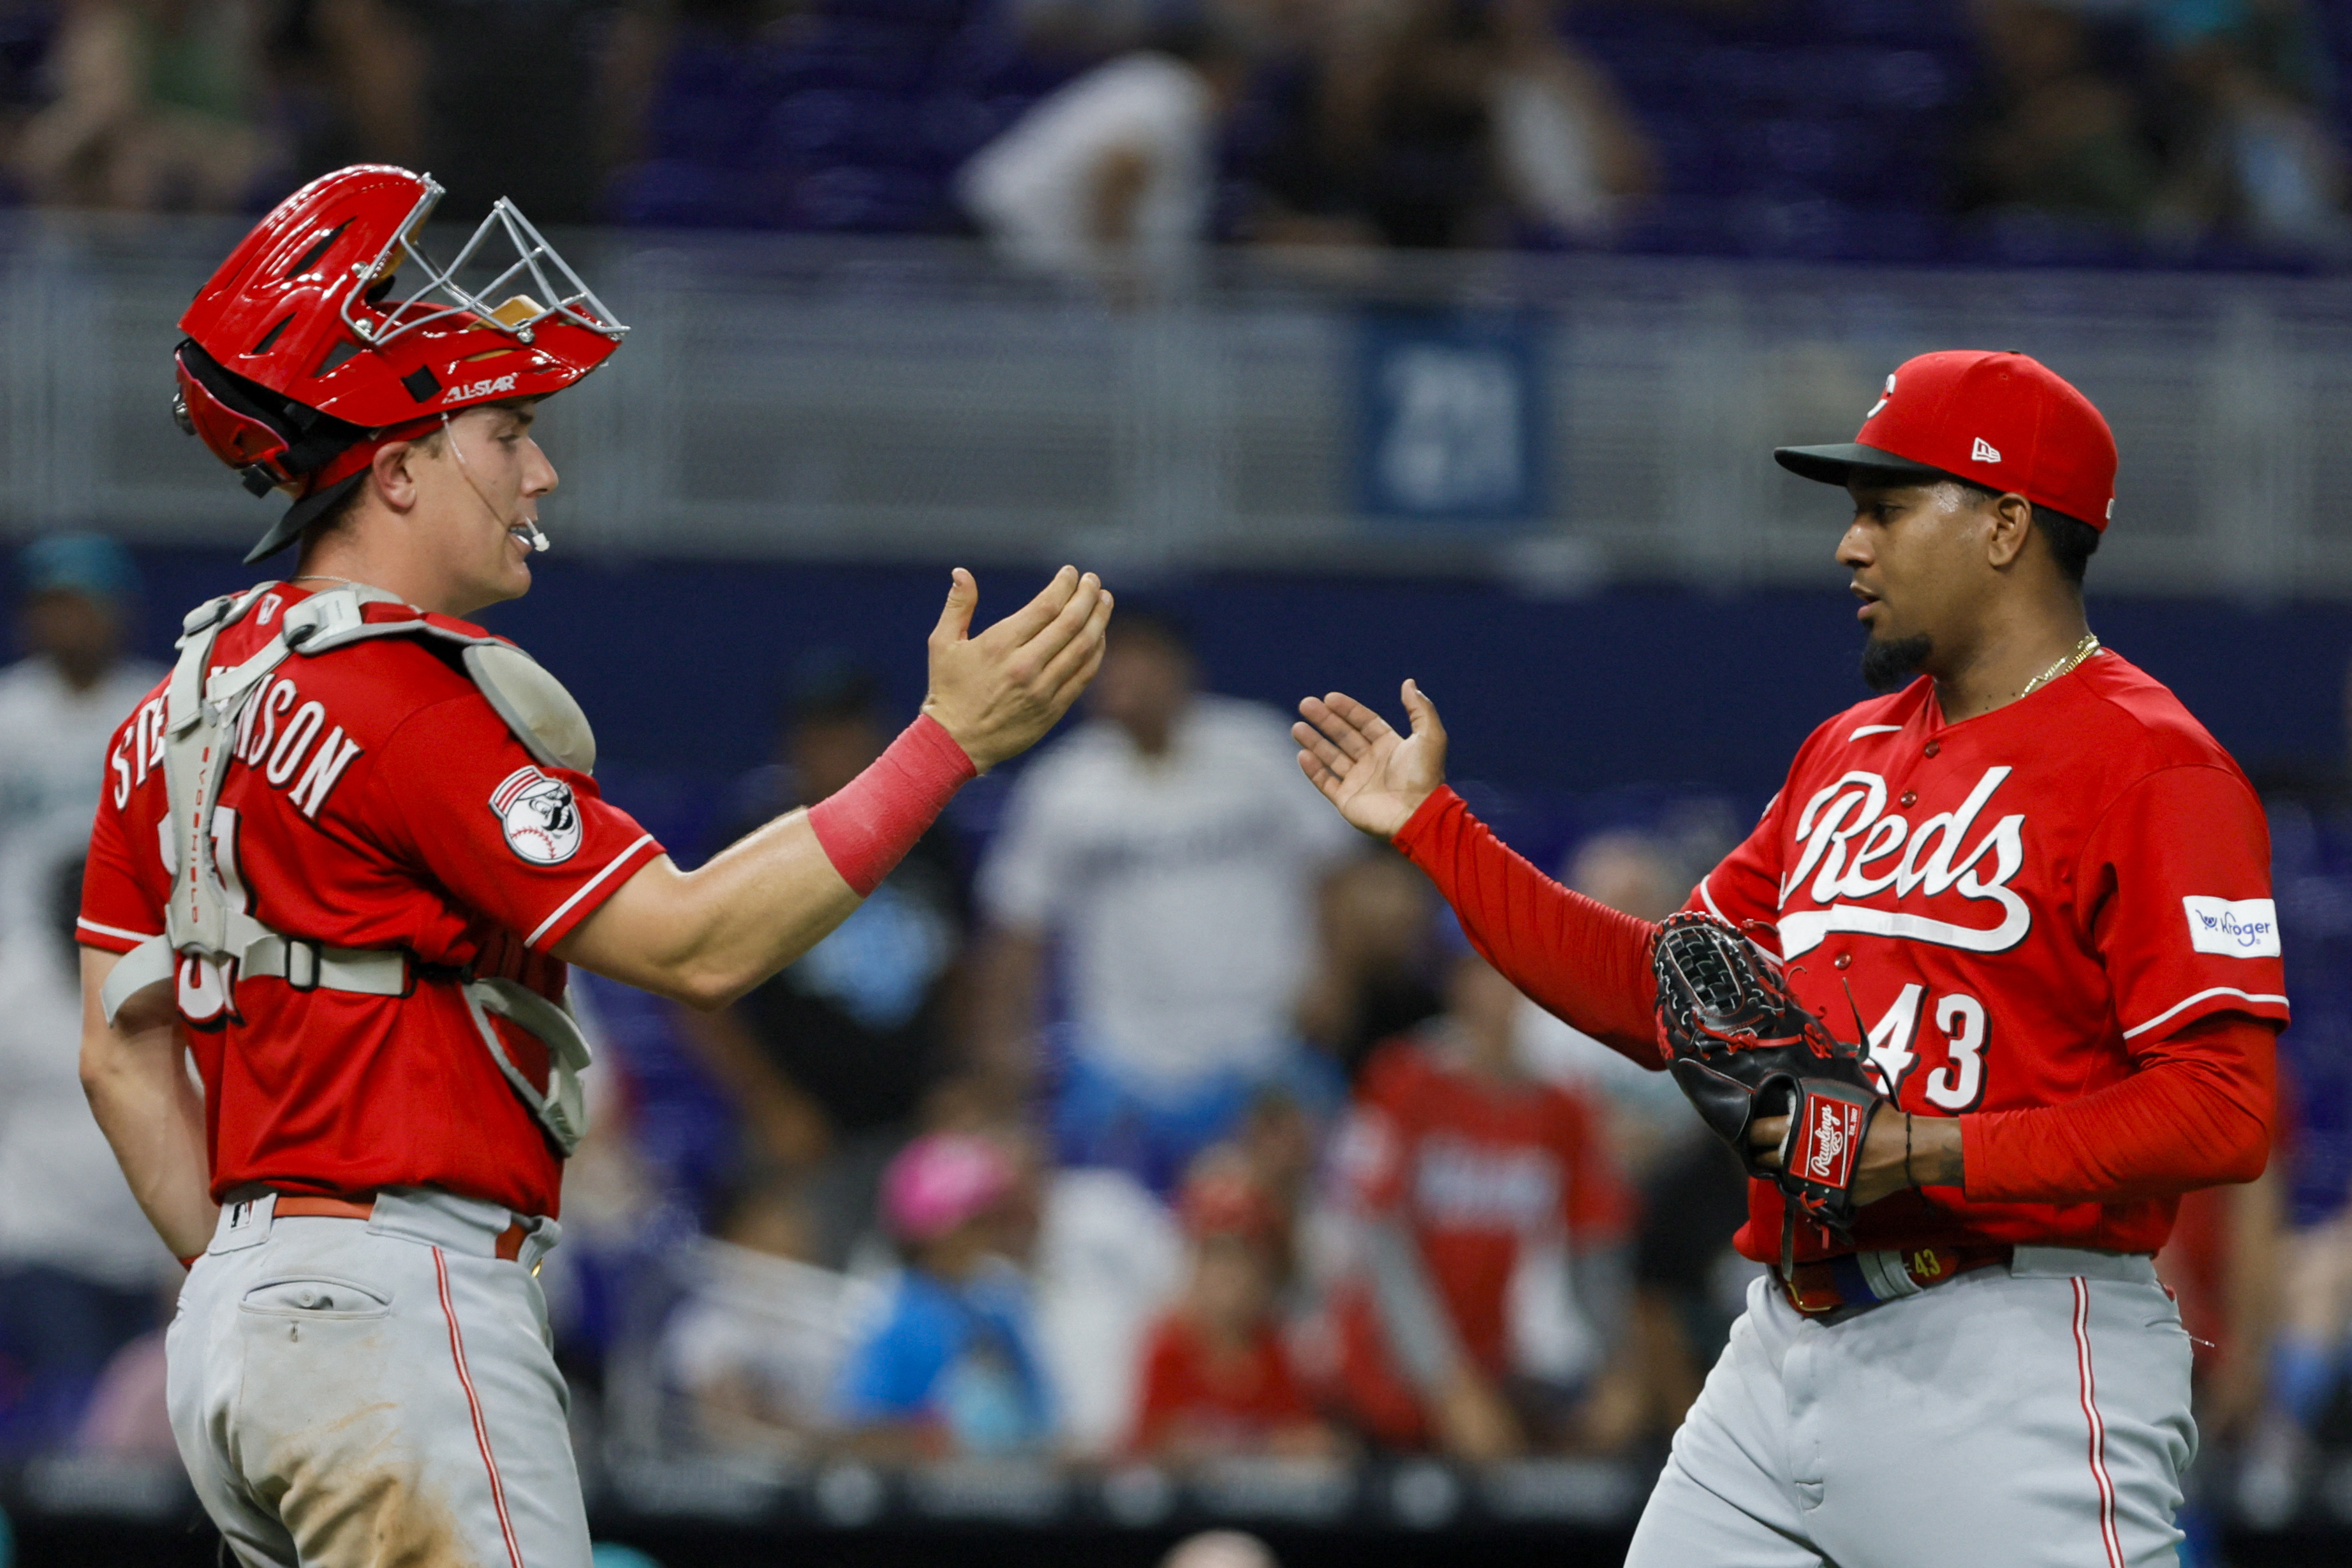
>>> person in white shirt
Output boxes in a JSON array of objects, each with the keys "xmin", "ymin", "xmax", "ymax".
[
  {"xmin": 973, "ymin": 610, "xmax": 1356, "ymax": 1194},
  {"xmin": 0, "ymin": 534, "xmax": 172, "ymax": 1453},
  {"xmin": 0, "ymin": 536, "xmax": 165, "ymax": 947},
  {"xmin": 957, "ymin": 23, "xmax": 1249, "ymax": 289}
]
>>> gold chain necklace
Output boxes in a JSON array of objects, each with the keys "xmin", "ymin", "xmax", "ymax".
[{"xmin": 2020, "ymin": 632, "xmax": 2101, "ymax": 699}]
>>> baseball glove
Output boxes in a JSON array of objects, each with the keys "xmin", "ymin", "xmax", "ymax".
[{"xmin": 1652, "ymin": 911, "xmax": 1885, "ymax": 1244}]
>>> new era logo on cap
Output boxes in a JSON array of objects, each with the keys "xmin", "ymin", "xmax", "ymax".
[{"xmin": 1972, "ymin": 437, "xmax": 2001, "ymax": 464}]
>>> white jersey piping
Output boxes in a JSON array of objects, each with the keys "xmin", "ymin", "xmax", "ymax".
[
  {"xmin": 2119, "ymin": 985, "xmax": 2288, "ymax": 1041},
  {"xmin": 524, "ymin": 833, "xmax": 656, "ymax": 949}
]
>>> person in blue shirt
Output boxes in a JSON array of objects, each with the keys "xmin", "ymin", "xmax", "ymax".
[{"xmin": 832, "ymin": 1132, "xmax": 1055, "ymax": 1458}]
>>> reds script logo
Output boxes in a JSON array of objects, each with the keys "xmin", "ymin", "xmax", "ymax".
[
  {"xmin": 490, "ymin": 765, "xmax": 582, "ymax": 865},
  {"xmin": 1775, "ymin": 766, "xmax": 2029, "ymax": 958}
]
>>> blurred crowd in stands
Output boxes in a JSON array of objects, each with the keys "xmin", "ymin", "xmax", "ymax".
[
  {"xmin": 0, "ymin": 0, "xmax": 2348, "ymax": 270},
  {"xmin": 5, "ymin": 535, "xmax": 2352, "ymax": 1552}
]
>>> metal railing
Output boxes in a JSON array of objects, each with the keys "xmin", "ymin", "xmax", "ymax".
[{"xmin": 9, "ymin": 213, "xmax": 2352, "ymax": 596}]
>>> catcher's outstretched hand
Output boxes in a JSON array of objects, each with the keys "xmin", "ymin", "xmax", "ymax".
[
  {"xmin": 1293, "ymin": 680, "xmax": 1447, "ymax": 840},
  {"xmin": 923, "ymin": 566, "xmax": 1112, "ymax": 773}
]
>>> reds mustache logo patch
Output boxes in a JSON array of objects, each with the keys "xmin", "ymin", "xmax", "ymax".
[{"xmin": 490, "ymin": 765, "xmax": 582, "ymax": 865}]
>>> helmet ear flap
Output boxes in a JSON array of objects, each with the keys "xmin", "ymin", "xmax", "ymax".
[{"xmin": 173, "ymin": 345, "xmax": 296, "ymax": 484}]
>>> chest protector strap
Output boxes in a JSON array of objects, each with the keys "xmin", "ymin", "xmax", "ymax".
[{"xmin": 99, "ymin": 583, "xmax": 599, "ymax": 1156}]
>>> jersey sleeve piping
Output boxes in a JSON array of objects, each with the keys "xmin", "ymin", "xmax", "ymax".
[
  {"xmin": 524, "ymin": 832, "xmax": 661, "ymax": 950},
  {"xmin": 2120, "ymin": 986, "xmax": 2290, "ymax": 1041},
  {"xmin": 76, "ymin": 915, "xmax": 160, "ymax": 951},
  {"xmin": 1695, "ymin": 874, "xmax": 1730, "ymax": 923}
]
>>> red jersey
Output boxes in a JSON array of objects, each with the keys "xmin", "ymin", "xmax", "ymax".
[
  {"xmin": 1694, "ymin": 652, "xmax": 2286, "ymax": 1263},
  {"xmin": 78, "ymin": 584, "xmax": 665, "ymax": 1217},
  {"xmin": 1131, "ymin": 1313, "xmax": 1320, "ymax": 1454},
  {"xmin": 1334, "ymin": 1034, "xmax": 1632, "ymax": 1372}
]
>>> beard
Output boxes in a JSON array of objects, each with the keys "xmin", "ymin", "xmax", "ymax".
[{"xmin": 1861, "ymin": 632, "xmax": 1932, "ymax": 693}]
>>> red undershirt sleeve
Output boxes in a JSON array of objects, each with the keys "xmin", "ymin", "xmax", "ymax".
[
  {"xmin": 1959, "ymin": 1011, "xmax": 2276, "ymax": 1204},
  {"xmin": 1391, "ymin": 787, "xmax": 1662, "ymax": 1066}
]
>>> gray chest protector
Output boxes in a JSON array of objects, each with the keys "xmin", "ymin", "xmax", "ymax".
[{"xmin": 98, "ymin": 582, "xmax": 599, "ymax": 1156}]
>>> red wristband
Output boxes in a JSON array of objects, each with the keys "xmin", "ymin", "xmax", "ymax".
[
  {"xmin": 178, "ymin": 1254, "xmax": 200, "ymax": 1271},
  {"xmin": 806, "ymin": 714, "xmax": 977, "ymax": 897}
]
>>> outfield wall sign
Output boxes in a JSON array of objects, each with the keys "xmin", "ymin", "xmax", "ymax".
[{"xmin": 1355, "ymin": 309, "xmax": 1547, "ymax": 524}]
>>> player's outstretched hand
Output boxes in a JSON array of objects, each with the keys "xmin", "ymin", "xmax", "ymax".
[
  {"xmin": 1293, "ymin": 680, "xmax": 1447, "ymax": 840},
  {"xmin": 922, "ymin": 566, "xmax": 1112, "ymax": 772}
]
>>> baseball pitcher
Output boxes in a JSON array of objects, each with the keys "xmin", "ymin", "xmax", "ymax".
[{"xmin": 1295, "ymin": 350, "xmax": 2284, "ymax": 1567}]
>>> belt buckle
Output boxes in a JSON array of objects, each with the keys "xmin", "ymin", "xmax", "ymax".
[
  {"xmin": 1780, "ymin": 1264, "xmax": 1846, "ymax": 1317},
  {"xmin": 285, "ymin": 939, "xmax": 321, "ymax": 991}
]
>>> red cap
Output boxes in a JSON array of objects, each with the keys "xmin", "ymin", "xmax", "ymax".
[{"xmin": 1774, "ymin": 350, "xmax": 2117, "ymax": 531}]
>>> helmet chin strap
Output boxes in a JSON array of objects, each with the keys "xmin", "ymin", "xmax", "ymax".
[{"xmin": 439, "ymin": 413, "xmax": 550, "ymax": 553}]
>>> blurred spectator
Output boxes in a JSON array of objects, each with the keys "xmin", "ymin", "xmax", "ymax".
[
  {"xmin": 2229, "ymin": 650, "xmax": 2352, "ymax": 1520},
  {"xmin": 1484, "ymin": 0, "xmax": 1654, "ymax": 243},
  {"xmin": 2154, "ymin": 1166, "xmax": 2286, "ymax": 1535},
  {"xmin": 1032, "ymin": 1157, "xmax": 1185, "ymax": 1456},
  {"xmin": 1319, "ymin": 941, "xmax": 1636, "ymax": 1458},
  {"xmin": 71, "ymin": 1316, "xmax": 175, "ymax": 1459},
  {"xmin": 2236, "ymin": 1174, "xmax": 2352, "ymax": 1524},
  {"xmin": 661, "ymin": 1175, "xmax": 883, "ymax": 1458},
  {"xmin": 0, "ymin": 535, "xmax": 158, "ymax": 941},
  {"xmin": 675, "ymin": 657, "xmax": 970, "ymax": 1270},
  {"xmin": 297, "ymin": 0, "xmax": 645, "ymax": 224},
  {"xmin": 0, "ymin": 856, "xmax": 175, "ymax": 1454},
  {"xmin": 831, "ymin": 1132, "xmax": 1055, "ymax": 1459},
  {"xmin": 0, "ymin": 536, "xmax": 170, "ymax": 1456},
  {"xmin": 1515, "ymin": 832, "xmax": 1694, "ymax": 1178},
  {"xmin": 1515, "ymin": 825, "xmax": 1773, "ymax": 1449},
  {"xmin": 1240, "ymin": 0, "xmax": 1650, "ymax": 248},
  {"xmin": 1130, "ymin": 1157, "xmax": 1339, "ymax": 1461},
  {"xmin": 959, "ymin": 20, "xmax": 1251, "ymax": 288},
  {"xmin": 972, "ymin": 608, "xmax": 1355, "ymax": 1197},
  {"xmin": 1244, "ymin": 0, "xmax": 1494, "ymax": 247},
  {"xmin": 1622, "ymin": 1137, "xmax": 1753, "ymax": 1446},
  {"xmin": 11, "ymin": 0, "xmax": 275, "ymax": 209},
  {"xmin": 1296, "ymin": 850, "xmax": 1443, "ymax": 1084},
  {"xmin": 2147, "ymin": 0, "xmax": 2349, "ymax": 251},
  {"xmin": 1954, "ymin": 0, "xmax": 2163, "ymax": 231},
  {"xmin": 261, "ymin": 0, "xmax": 424, "ymax": 183}
]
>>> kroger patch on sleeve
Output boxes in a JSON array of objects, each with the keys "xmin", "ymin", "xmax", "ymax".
[{"xmin": 2180, "ymin": 896, "xmax": 2281, "ymax": 959}]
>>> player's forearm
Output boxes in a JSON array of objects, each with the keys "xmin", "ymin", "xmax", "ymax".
[
  {"xmin": 562, "ymin": 714, "xmax": 977, "ymax": 1006},
  {"xmin": 1959, "ymin": 1014, "xmax": 2274, "ymax": 1205},
  {"xmin": 557, "ymin": 811, "xmax": 862, "ymax": 1009},
  {"xmin": 1393, "ymin": 788, "xmax": 1661, "ymax": 1063},
  {"xmin": 78, "ymin": 953, "xmax": 218, "ymax": 1259}
]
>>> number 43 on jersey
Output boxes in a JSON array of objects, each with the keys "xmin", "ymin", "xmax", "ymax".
[{"xmin": 1863, "ymin": 985, "xmax": 1988, "ymax": 1112}]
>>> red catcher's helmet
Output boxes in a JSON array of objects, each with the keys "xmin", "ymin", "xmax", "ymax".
[{"xmin": 172, "ymin": 165, "xmax": 628, "ymax": 563}]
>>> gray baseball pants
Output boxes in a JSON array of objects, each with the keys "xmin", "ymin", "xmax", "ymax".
[
  {"xmin": 1627, "ymin": 1248, "xmax": 2194, "ymax": 1568},
  {"xmin": 168, "ymin": 1188, "xmax": 587, "ymax": 1568}
]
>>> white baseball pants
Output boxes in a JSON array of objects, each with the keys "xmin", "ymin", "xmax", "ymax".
[
  {"xmin": 168, "ymin": 1189, "xmax": 588, "ymax": 1568},
  {"xmin": 1627, "ymin": 1248, "xmax": 2194, "ymax": 1568}
]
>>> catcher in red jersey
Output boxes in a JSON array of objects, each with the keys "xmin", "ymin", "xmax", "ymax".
[
  {"xmin": 1295, "ymin": 349, "xmax": 2283, "ymax": 1568},
  {"xmin": 78, "ymin": 166, "xmax": 1109, "ymax": 1567}
]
